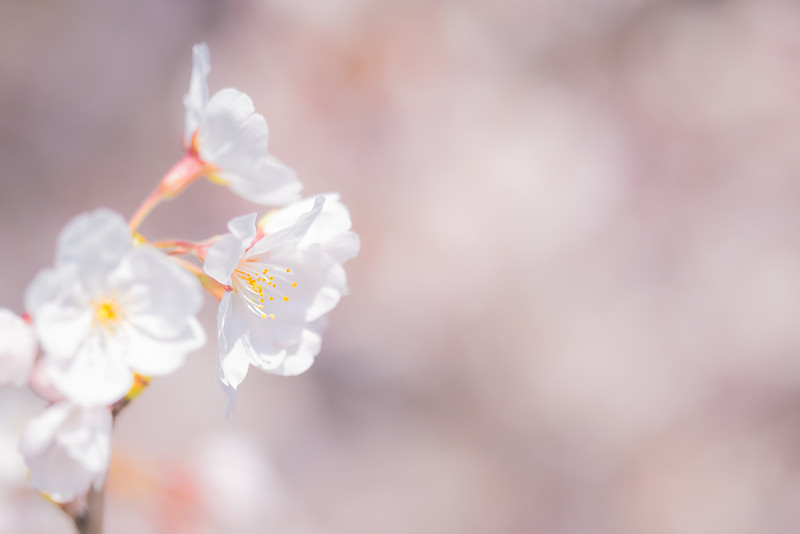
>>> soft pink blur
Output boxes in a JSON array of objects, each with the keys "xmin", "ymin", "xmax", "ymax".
[{"xmin": 4, "ymin": 0, "xmax": 800, "ymax": 532}]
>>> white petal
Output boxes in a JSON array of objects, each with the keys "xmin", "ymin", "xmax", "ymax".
[
  {"xmin": 227, "ymin": 212, "xmax": 258, "ymax": 241},
  {"xmin": 28, "ymin": 267, "xmax": 93, "ymax": 360},
  {"xmin": 203, "ymin": 213, "xmax": 257, "ymax": 286},
  {"xmin": 29, "ymin": 361, "xmax": 65, "ymax": 403},
  {"xmin": 223, "ymin": 156, "xmax": 302, "ymax": 206},
  {"xmin": 220, "ymin": 341, "xmax": 251, "ymax": 390},
  {"xmin": 262, "ymin": 193, "xmax": 352, "ymax": 247},
  {"xmin": 124, "ymin": 318, "xmax": 206, "ymax": 376},
  {"xmin": 56, "ymin": 209, "xmax": 132, "ymax": 293},
  {"xmin": 274, "ymin": 327, "xmax": 323, "ymax": 376},
  {"xmin": 306, "ymin": 279, "xmax": 345, "ymax": 322},
  {"xmin": 20, "ymin": 403, "xmax": 111, "ymax": 503},
  {"xmin": 25, "ymin": 266, "xmax": 67, "ymax": 314},
  {"xmin": 0, "ymin": 309, "xmax": 37, "ymax": 387},
  {"xmin": 247, "ymin": 196, "xmax": 326, "ymax": 257},
  {"xmin": 205, "ymin": 234, "xmax": 248, "ymax": 285},
  {"xmin": 322, "ymin": 231, "xmax": 361, "ymax": 264},
  {"xmin": 113, "ymin": 247, "xmax": 204, "ymax": 339},
  {"xmin": 47, "ymin": 334, "xmax": 134, "ymax": 407},
  {"xmin": 57, "ymin": 406, "xmax": 112, "ymax": 472},
  {"xmin": 199, "ymin": 88, "xmax": 262, "ymax": 165},
  {"xmin": 197, "ymin": 87, "xmax": 302, "ymax": 206},
  {"xmin": 268, "ymin": 248, "xmax": 347, "ymax": 323},
  {"xmin": 184, "ymin": 42, "xmax": 211, "ymax": 145},
  {"xmin": 217, "ymin": 293, "xmax": 252, "ymax": 390},
  {"xmin": 19, "ymin": 402, "xmax": 73, "ymax": 458},
  {"xmin": 221, "ymin": 381, "xmax": 238, "ymax": 417}
]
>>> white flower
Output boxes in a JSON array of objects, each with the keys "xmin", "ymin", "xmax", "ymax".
[
  {"xmin": 0, "ymin": 309, "xmax": 37, "ymax": 387},
  {"xmin": 204, "ymin": 194, "xmax": 359, "ymax": 400},
  {"xmin": 182, "ymin": 43, "xmax": 301, "ymax": 205},
  {"xmin": 26, "ymin": 208, "xmax": 206, "ymax": 407},
  {"xmin": 19, "ymin": 402, "xmax": 111, "ymax": 503}
]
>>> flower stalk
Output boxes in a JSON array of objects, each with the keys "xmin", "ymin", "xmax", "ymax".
[{"xmin": 129, "ymin": 152, "xmax": 209, "ymax": 232}]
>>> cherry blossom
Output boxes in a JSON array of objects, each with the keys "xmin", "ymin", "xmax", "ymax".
[
  {"xmin": 19, "ymin": 402, "xmax": 112, "ymax": 503},
  {"xmin": 26, "ymin": 208, "xmax": 206, "ymax": 407},
  {"xmin": 166, "ymin": 43, "xmax": 301, "ymax": 205},
  {"xmin": 203, "ymin": 194, "xmax": 359, "ymax": 404},
  {"xmin": 0, "ymin": 309, "xmax": 37, "ymax": 387}
]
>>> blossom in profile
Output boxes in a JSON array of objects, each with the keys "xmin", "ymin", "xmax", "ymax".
[
  {"xmin": 19, "ymin": 402, "xmax": 111, "ymax": 503},
  {"xmin": 0, "ymin": 309, "xmax": 37, "ymax": 387},
  {"xmin": 26, "ymin": 208, "xmax": 206, "ymax": 407},
  {"xmin": 169, "ymin": 43, "xmax": 301, "ymax": 205},
  {"xmin": 203, "ymin": 194, "xmax": 359, "ymax": 403}
]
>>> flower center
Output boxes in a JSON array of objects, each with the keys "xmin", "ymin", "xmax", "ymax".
[
  {"xmin": 232, "ymin": 259, "xmax": 298, "ymax": 320},
  {"xmin": 92, "ymin": 298, "xmax": 122, "ymax": 330}
]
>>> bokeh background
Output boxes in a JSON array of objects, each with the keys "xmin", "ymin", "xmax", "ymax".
[{"xmin": 3, "ymin": 0, "xmax": 800, "ymax": 532}]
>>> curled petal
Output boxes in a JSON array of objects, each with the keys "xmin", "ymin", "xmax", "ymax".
[
  {"xmin": 271, "ymin": 326, "xmax": 323, "ymax": 377},
  {"xmin": 184, "ymin": 42, "xmax": 211, "ymax": 145},
  {"xmin": 261, "ymin": 193, "xmax": 352, "ymax": 247}
]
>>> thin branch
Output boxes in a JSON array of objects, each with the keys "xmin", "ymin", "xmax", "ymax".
[{"xmin": 61, "ymin": 487, "xmax": 104, "ymax": 534}]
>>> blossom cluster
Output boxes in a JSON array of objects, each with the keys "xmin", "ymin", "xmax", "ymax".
[{"xmin": 0, "ymin": 44, "xmax": 358, "ymax": 506}]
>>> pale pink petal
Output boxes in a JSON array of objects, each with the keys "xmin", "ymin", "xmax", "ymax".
[{"xmin": 0, "ymin": 309, "xmax": 37, "ymax": 387}]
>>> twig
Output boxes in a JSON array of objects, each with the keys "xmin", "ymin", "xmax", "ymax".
[{"xmin": 65, "ymin": 487, "xmax": 104, "ymax": 534}]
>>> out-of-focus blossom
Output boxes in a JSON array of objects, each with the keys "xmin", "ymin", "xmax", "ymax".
[
  {"xmin": 0, "ymin": 389, "xmax": 70, "ymax": 533},
  {"xmin": 204, "ymin": 194, "xmax": 358, "ymax": 404},
  {"xmin": 19, "ymin": 402, "xmax": 112, "ymax": 503},
  {"xmin": 185, "ymin": 434, "xmax": 282, "ymax": 530},
  {"xmin": 26, "ymin": 209, "xmax": 206, "ymax": 407},
  {"xmin": 0, "ymin": 309, "xmax": 37, "ymax": 387},
  {"xmin": 106, "ymin": 433, "xmax": 283, "ymax": 534},
  {"xmin": 171, "ymin": 43, "xmax": 301, "ymax": 205}
]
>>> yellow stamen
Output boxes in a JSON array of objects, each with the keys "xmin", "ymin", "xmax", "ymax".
[{"xmin": 92, "ymin": 298, "xmax": 122, "ymax": 330}]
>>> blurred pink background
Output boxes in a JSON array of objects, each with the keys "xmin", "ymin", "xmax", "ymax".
[{"xmin": 4, "ymin": 0, "xmax": 800, "ymax": 532}]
